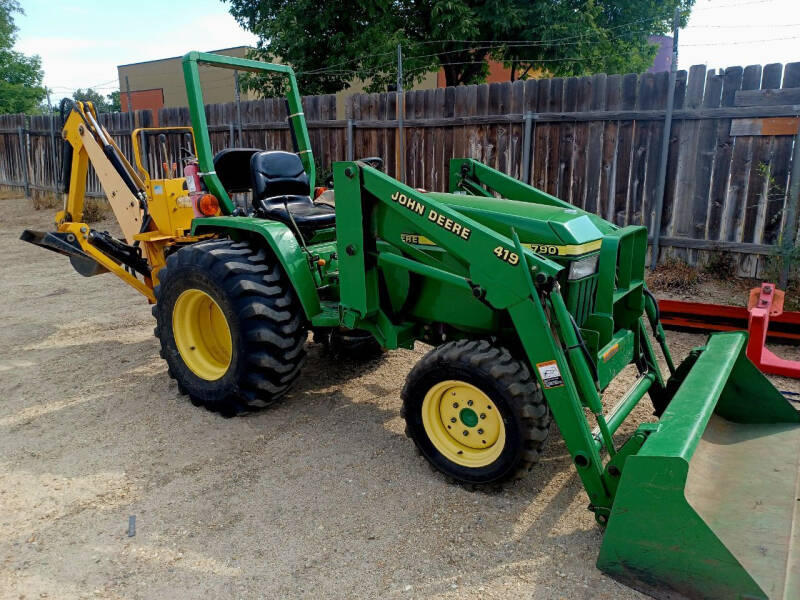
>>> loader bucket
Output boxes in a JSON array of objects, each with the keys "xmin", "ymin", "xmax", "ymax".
[{"xmin": 598, "ymin": 331, "xmax": 800, "ymax": 600}]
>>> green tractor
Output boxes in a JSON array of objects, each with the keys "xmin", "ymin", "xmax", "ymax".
[{"xmin": 24, "ymin": 52, "xmax": 800, "ymax": 599}]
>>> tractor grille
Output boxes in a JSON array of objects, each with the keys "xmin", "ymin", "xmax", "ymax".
[{"xmin": 566, "ymin": 274, "xmax": 598, "ymax": 326}]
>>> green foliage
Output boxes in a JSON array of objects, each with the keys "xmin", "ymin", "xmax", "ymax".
[
  {"xmin": 225, "ymin": 0, "xmax": 694, "ymax": 96},
  {"xmin": 71, "ymin": 88, "xmax": 121, "ymax": 113},
  {"xmin": 107, "ymin": 90, "xmax": 121, "ymax": 112},
  {"xmin": 0, "ymin": 0, "xmax": 46, "ymax": 114},
  {"xmin": 71, "ymin": 88, "xmax": 115, "ymax": 113}
]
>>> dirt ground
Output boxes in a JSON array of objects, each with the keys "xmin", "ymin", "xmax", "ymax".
[{"xmin": 2, "ymin": 195, "xmax": 799, "ymax": 600}]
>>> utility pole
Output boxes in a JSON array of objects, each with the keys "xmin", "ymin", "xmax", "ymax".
[
  {"xmin": 46, "ymin": 90, "xmax": 58, "ymax": 193},
  {"xmin": 125, "ymin": 75, "xmax": 135, "ymax": 128},
  {"xmin": 397, "ymin": 44, "xmax": 406, "ymax": 181},
  {"xmin": 650, "ymin": 6, "xmax": 680, "ymax": 271},
  {"xmin": 234, "ymin": 70, "xmax": 243, "ymax": 146}
]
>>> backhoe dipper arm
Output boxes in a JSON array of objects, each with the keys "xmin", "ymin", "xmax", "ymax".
[{"xmin": 58, "ymin": 102, "xmax": 149, "ymax": 244}]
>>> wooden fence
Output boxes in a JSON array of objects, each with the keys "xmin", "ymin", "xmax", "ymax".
[
  {"xmin": 0, "ymin": 111, "xmax": 153, "ymax": 199},
  {"xmin": 2, "ymin": 62, "xmax": 800, "ymax": 274}
]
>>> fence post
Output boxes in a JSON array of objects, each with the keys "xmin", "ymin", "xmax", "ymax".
[
  {"xmin": 397, "ymin": 44, "xmax": 406, "ymax": 182},
  {"xmin": 234, "ymin": 70, "xmax": 243, "ymax": 145},
  {"xmin": 779, "ymin": 127, "xmax": 800, "ymax": 288},
  {"xmin": 521, "ymin": 112, "xmax": 534, "ymax": 184},
  {"xmin": 49, "ymin": 113, "xmax": 58, "ymax": 193},
  {"xmin": 346, "ymin": 118, "xmax": 354, "ymax": 161},
  {"xmin": 125, "ymin": 76, "xmax": 136, "ymax": 128},
  {"xmin": 17, "ymin": 123, "xmax": 30, "ymax": 198},
  {"xmin": 229, "ymin": 123, "xmax": 235, "ymax": 147},
  {"xmin": 650, "ymin": 7, "xmax": 680, "ymax": 270}
]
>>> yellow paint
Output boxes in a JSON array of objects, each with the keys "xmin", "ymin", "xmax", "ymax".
[
  {"xmin": 172, "ymin": 289, "xmax": 232, "ymax": 380},
  {"xmin": 602, "ymin": 343, "xmax": 620, "ymax": 362},
  {"xmin": 400, "ymin": 233, "xmax": 601, "ymax": 257},
  {"xmin": 56, "ymin": 107, "xmax": 208, "ymax": 301},
  {"xmin": 58, "ymin": 222, "xmax": 156, "ymax": 302},
  {"xmin": 400, "ymin": 233, "xmax": 436, "ymax": 246},
  {"xmin": 528, "ymin": 240, "xmax": 602, "ymax": 256},
  {"xmin": 421, "ymin": 380, "xmax": 505, "ymax": 468}
]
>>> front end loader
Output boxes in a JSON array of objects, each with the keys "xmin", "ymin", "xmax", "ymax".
[{"xmin": 23, "ymin": 51, "xmax": 800, "ymax": 599}]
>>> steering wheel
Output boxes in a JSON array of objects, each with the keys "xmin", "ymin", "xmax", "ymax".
[
  {"xmin": 357, "ymin": 156, "xmax": 384, "ymax": 170},
  {"xmin": 324, "ymin": 156, "xmax": 385, "ymax": 187}
]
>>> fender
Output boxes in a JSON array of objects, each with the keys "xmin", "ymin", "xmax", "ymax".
[{"xmin": 191, "ymin": 216, "xmax": 321, "ymax": 320}]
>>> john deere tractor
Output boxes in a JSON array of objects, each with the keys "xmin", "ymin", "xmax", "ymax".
[{"xmin": 23, "ymin": 52, "xmax": 800, "ymax": 599}]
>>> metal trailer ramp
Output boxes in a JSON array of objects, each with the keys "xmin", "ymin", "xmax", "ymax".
[{"xmin": 598, "ymin": 332, "xmax": 800, "ymax": 599}]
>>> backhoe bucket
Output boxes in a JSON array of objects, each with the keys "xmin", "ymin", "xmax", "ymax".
[{"xmin": 598, "ymin": 331, "xmax": 800, "ymax": 599}]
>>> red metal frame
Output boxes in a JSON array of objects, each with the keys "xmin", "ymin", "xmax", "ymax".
[
  {"xmin": 746, "ymin": 283, "xmax": 800, "ymax": 378},
  {"xmin": 658, "ymin": 283, "xmax": 800, "ymax": 379},
  {"xmin": 659, "ymin": 298, "xmax": 800, "ymax": 343}
]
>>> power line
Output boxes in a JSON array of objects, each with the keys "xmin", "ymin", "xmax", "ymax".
[
  {"xmin": 683, "ymin": 33, "xmax": 800, "ymax": 46},
  {"xmin": 689, "ymin": 22, "xmax": 800, "ymax": 28},
  {"xmin": 693, "ymin": 0, "xmax": 778, "ymax": 10},
  {"xmin": 298, "ymin": 13, "xmax": 672, "ymax": 76}
]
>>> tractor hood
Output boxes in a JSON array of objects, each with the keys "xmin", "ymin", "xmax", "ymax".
[{"xmin": 428, "ymin": 192, "xmax": 613, "ymax": 256}]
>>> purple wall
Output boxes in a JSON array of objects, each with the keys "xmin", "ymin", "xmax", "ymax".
[{"xmin": 648, "ymin": 35, "xmax": 673, "ymax": 73}]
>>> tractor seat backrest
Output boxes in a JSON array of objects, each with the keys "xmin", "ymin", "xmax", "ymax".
[
  {"xmin": 250, "ymin": 150, "xmax": 310, "ymax": 202},
  {"xmin": 213, "ymin": 148, "xmax": 262, "ymax": 193}
]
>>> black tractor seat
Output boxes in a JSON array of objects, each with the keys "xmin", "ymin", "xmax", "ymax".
[{"xmin": 250, "ymin": 150, "xmax": 335, "ymax": 233}]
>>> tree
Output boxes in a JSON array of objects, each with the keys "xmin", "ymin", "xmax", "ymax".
[
  {"xmin": 226, "ymin": 0, "xmax": 693, "ymax": 95},
  {"xmin": 73, "ymin": 88, "xmax": 108, "ymax": 111},
  {"xmin": 107, "ymin": 90, "xmax": 121, "ymax": 112},
  {"xmin": 71, "ymin": 88, "xmax": 121, "ymax": 113},
  {"xmin": 0, "ymin": 0, "xmax": 46, "ymax": 114}
]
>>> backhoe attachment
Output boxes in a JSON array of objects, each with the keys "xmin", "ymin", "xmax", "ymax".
[{"xmin": 21, "ymin": 101, "xmax": 202, "ymax": 301}]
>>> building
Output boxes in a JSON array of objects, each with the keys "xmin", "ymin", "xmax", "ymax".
[
  {"xmin": 648, "ymin": 36, "xmax": 673, "ymax": 73},
  {"xmin": 117, "ymin": 47, "xmax": 257, "ymax": 124},
  {"xmin": 117, "ymin": 47, "xmax": 534, "ymax": 122}
]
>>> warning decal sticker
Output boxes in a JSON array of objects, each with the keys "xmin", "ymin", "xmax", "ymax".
[{"xmin": 536, "ymin": 360, "xmax": 564, "ymax": 389}]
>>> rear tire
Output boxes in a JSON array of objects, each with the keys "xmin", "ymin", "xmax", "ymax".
[
  {"xmin": 153, "ymin": 238, "xmax": 307, "ymax": 416},
  {"xmin": 401, "ymin": 339, "xmax": 550, "ymax": 486}
]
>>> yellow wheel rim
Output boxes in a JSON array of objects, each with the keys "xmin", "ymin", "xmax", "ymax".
[
  {"xmin": 421, "ymin": 380, "xmax": 505, "ymax": 468},
  {"xmin": 172, "ymin": 289, "xmax": 233, "ymax": 381}
]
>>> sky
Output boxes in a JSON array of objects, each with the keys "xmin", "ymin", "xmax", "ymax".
[{"xmin": 12, "ymin": 0, "xmax": 800, "ymax": 102}]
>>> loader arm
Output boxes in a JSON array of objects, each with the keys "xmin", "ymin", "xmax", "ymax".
[{"xmin": 334, "ymin": 161, "xmax": 644, "ymax": 513}]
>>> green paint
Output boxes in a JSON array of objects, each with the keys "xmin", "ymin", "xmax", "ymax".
[
  {"xmin": 459, "ymin": 408, "xmax": 478, "ymax": 427},
  {"xmin": 191, "ymin": 216, "xmax": 321, "ymax": 319},
  {"xmin": 181, "ymin": 51, "xmax": 315, "ymax": 215},
  {"xmin": 598, "ymin": 332, "xmax": 800, "ymax": 598},
  {"xmin": 172, "ymin": 57, "xmax": 797, "ymax": 593}
]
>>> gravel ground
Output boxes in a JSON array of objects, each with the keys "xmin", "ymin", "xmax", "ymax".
[{"xmin": 1, "ymin": 195, "xmax": 798, "ymax": 600}]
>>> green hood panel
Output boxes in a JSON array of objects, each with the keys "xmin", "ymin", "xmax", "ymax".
[{"xmin": 427, "ymin": 192, "xmax": 612, "ymax": 248}]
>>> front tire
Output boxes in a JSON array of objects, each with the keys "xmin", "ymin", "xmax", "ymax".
[
  {"xmin": 153, "ymin": 239, "xmax": 307, "ymax": 415},
  {"xmin": 401, "ymin": 339, "xmax": 550, "ymax": 486}
]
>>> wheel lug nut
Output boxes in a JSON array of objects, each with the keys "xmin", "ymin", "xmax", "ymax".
[
  {"xmin": 462, "ymin": 430, "xmax": 469, "ymax": 436},
  {"xmin": 467, "ymin": 400, "xmax": 473, "ymax": 406},
  {"xmin": 477, "ymin": 428, "xmax": 484, "ymax": 434},
  {"xmin": 453, "ymin": 402, "xmax": 459, "ymax": 408},
  {"xmin": 450, "ymin": 417, "xmax": 457, "ymax": 423},
  {"xmin": 480, "ymin": 413, "xmax": 486, "ymax": 419}
]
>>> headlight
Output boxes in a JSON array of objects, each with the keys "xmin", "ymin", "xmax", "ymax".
[{"xmin": 568, "ymin": 254, "xmax": 599, "ymax": 280}]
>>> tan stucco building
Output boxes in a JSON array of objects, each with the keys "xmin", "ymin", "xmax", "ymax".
[
  {"xmin": 117, "ymin": 47, "xmax": 257, "ymax": 122},
  {"xmin": 117, "ymin": 46, "xmax": 513, "ymax": 122}
]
